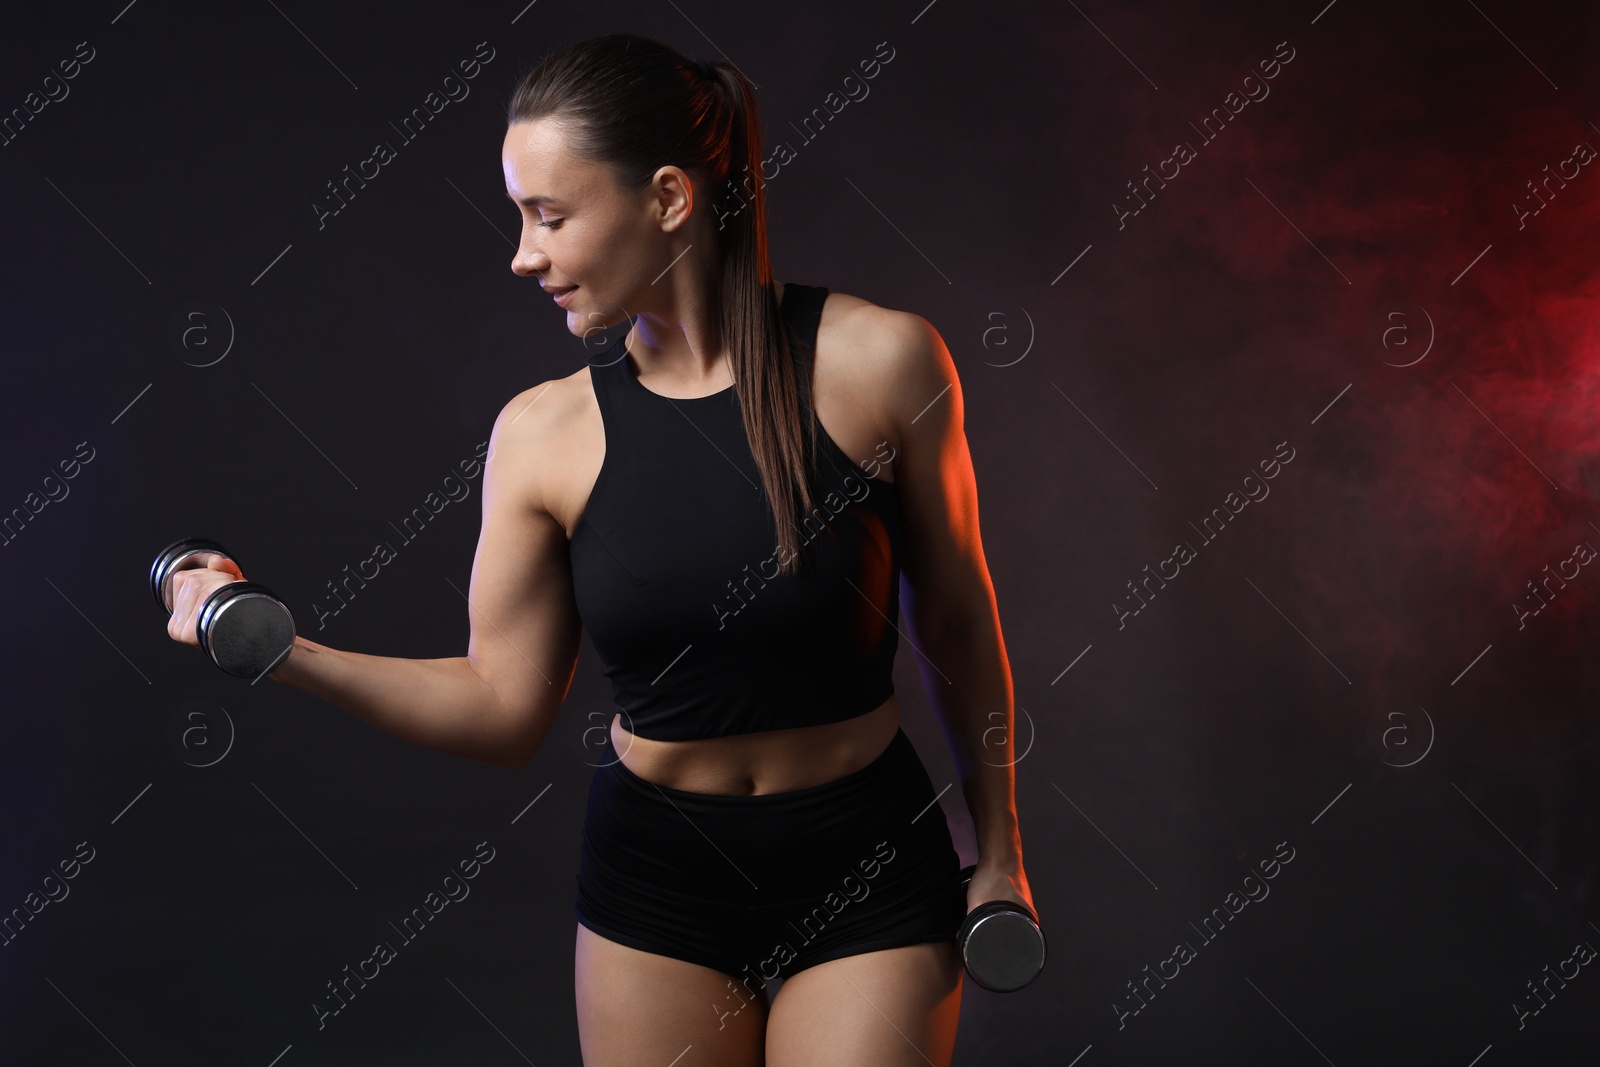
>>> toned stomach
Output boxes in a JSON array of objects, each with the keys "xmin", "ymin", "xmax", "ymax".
[{"xmin": 609, "ymin": 693, "xmax": 902, "ymax": 795}]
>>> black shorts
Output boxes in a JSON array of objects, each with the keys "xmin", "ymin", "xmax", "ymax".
[{"xmin": 573, "ymin": 726, "xmax": 966, "ymax": 997}]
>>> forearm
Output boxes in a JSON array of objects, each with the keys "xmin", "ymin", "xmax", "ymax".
[
  {"xmin": 912, "ymin": 610, "xmax": 1023, "ymax": 866},
  {"xmin": 267, "ymin": 636, "xmax": 513, "ymax": 768}
]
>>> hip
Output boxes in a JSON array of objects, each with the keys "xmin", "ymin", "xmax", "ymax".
[{"xmin": 581, "ymin": 722, "xmax": 955, "ymax": 909}]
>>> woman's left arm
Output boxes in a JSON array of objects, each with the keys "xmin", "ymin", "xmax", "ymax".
[{"xmin": 871, "ymin": 310, "xmax": 1037, "ymax": 922}]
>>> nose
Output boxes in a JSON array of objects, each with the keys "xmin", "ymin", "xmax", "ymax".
[
  {"xmin": 511, "ymin": 227, "xmax": 548, "ymax": 277},
  {"xmin": 511, "ymin": 247, "xmax": 547, "ymax": 277}
]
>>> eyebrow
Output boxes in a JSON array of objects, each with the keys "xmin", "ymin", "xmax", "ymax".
[{"xmin": 505, "ymin": 193, "xmax": 566, "ymax": 207}]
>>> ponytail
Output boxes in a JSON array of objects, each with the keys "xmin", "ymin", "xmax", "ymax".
[{"xmin": 506, "ymin": 35, "xmax": 829, "ymax": 576}]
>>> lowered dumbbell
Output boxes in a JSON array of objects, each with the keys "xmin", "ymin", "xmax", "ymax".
[
  {"xmin": 150, "ymin": 537, "xmax": 296, "ymax": 680},
  {"xmin": 957, "ymin": 863, "xmax": 1047, "ymax": 992}
]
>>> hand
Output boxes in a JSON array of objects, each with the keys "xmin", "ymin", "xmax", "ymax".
[
  {"xmin": 965, "ymin": 855, "xmax": 1038, "ymax": 926},
  {"xmin": 164, "ymin": 555, "xmax": 246, "ymax": 647}
]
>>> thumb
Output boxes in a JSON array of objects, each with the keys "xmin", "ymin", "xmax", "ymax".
[{"xmin": 207, "ymin": 556, "xmax": 243, "ymax": 579}]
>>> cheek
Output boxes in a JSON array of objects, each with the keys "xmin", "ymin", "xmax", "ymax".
[{"xmin": 565, "ymin": 225, "xmax": 630, "ymax": 285}]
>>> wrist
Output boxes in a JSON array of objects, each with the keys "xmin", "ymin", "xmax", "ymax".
[
  {"xmin": 975, "ymin": 828, "xmax": 1024, "ymax": 871},
  {"xmin": 977, "ymin": 846, "xmax": 1024, "ymax": 866},
  {"xmin": 267, "ymin": 637, "xmax": 315, "ymax": 684},
  {"xmin": 975, "ymin": 810, "xmax": 1020, "ymax": 850}
]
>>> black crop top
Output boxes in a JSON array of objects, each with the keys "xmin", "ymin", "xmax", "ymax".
[{"xmin": 568, "ymin": 283, "xmax": 903, "ymax": 742}]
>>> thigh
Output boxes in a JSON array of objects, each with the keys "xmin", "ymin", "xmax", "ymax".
[
  {"xmin": 575, "ymin": 923, "xmax": 770, "ymax": 1067},
  {"xmin": 764, "ymin": 940, "xmax": 963, "ymax": 1067}
]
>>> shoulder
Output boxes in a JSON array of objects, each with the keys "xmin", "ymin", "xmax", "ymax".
[
  {"xmin": 487, "ymin": 363, "xmax": 600, "ymax": 520},
  {"xmin": 817, "ymin": 290, "xmax": 961, "ymax": 431}
]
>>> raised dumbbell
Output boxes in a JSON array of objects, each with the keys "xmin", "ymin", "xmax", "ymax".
[
  {"xmin": 956, "ymin": 863, "xmax": 1046, "ymax": 992},
  {"xmin": 150, "ymin": 537, "xmax": 296, "ymax": 680}
]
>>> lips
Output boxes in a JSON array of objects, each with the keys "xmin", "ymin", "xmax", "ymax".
[{"xmin": 548, "ymin": 285, "xmax": 578, "ymax": 307}]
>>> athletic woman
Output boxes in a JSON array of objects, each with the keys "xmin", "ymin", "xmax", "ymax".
[{"xmin": 164, "ymin": 32, "xmax": 1036, "ymax": 1067}]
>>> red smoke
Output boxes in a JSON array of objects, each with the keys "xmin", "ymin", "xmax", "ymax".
[{"xmin": 1055, "ymin": 6, "xmax": 1600, "ymax": 767}]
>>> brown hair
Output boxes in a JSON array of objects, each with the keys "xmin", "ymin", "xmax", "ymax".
[{"xmin": 505, "ymin": 33, "xmax": 830, "ymax": 575}]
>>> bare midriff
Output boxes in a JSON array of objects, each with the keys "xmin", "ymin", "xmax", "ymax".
[{"xmin": 609, "ymin": 694, "xmax": 901, "ymax": 796}]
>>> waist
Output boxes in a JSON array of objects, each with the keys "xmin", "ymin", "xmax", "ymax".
[{"xmin": 607, "ymin": 695, "xmax": 901, "ymax": 796}]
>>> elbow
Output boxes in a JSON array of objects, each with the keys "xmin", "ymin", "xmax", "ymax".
[
  {"xmin": 486, "ymin": 747, "xmax": 528, "ymax": 772},
  {"xmin": 909, "ymin": 599, "xmax": 986, "ymax": 649},
  {"xmin": 486, "ymin": 728, "xmax": 537, "ymax": 771},
  {"xmin": 490, "ymin": 700, "xmax": 559, "ymax": 772},
  {"xmin": 903, "ymin": 569, "xmax": 996, "ymax": 647}
]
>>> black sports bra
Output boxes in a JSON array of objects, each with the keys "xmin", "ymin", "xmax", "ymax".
[{"xmin": 568, "ymin": 283, "xmax": 903, "ymax": 742}]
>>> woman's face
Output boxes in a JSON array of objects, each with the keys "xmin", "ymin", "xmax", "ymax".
[{"xmin": 502, "ymin": 118, "xmax": 693, "ymax": 341}]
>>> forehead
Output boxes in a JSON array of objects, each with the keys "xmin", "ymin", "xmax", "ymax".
[{"xmin": 502, "ymin": 119, "xmax": 596, "ymax": 199}]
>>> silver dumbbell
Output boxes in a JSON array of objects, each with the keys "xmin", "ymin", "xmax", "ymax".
[{"xmin": 150, "ymin": 537, "xmax": 295, "ymax": 680}]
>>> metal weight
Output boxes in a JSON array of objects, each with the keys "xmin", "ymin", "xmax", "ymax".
[
  {"xmin": 150, "ymin": 537, "xmax": 296, "ymax": 680},
  {"xmin": 956, "ymin": 863, "xmax": 1047, "ymax": 992}
]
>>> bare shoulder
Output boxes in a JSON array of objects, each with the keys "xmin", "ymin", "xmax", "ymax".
[
  {"xmin": 820, "ymin": 291, "xmax": 953, "ymax": 396},
  {"xmin": 487, "ymin": 364, "xmax": 603, "ymax": 531},
  {"xmin": 815, "ymin": 291, "xmax": 960, "ymax": 472}
]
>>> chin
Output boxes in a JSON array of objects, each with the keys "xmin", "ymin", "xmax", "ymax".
[{"xmin": 574, "ymin": 306, "xmax": 622, "ymax": 334}]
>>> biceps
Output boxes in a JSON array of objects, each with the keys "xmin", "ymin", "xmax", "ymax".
[
  {"xmin": 903, "ymin": 429, "xmax": 986, "ymax": 600},
  {"xmin": 895, "ymin": 329, "xmax": 989, "ymax": 618},
  {"xmin": 934, "ymin": 431, "xmax": 983, "ymax": 557},
  {"xmin": 466, "ymin": 487, "xmax": 582, "ymax": 726}
]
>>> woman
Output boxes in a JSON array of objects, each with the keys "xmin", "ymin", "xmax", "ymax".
[{"xmin": 165, "ymin": 32, "xmax": 1035, "ymax": 1066}]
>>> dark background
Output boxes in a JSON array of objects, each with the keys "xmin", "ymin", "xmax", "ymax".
[{"xmin": 3, "ymin": 0, "xmax": 1599, "ymax": 1062}]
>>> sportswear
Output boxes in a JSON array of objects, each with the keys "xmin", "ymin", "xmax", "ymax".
[{"xmin": 568, "ymin": 283, "xmax": 903, "ymax": 741}]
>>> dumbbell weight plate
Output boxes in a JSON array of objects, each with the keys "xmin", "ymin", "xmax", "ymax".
[
  {"xmin": 957, "ymin": 864, "xmax": 1047, "ymax": 992},
  {"xmin": 195, "ymin": 581, "xmax": 296, "ymax": 679}
]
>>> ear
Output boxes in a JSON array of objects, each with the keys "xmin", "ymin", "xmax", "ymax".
[{"xmin": 650, "ymin": 164, "xmax": 697, "ymax": 232}]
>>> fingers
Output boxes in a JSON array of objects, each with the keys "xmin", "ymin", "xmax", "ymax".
[
  {"xmin": 167, "ymin": 585, "xmax": 197, "ymax": 645},
  {"xmin": 167, "ymin": 570, "xmax": 200, "ymax": 645},
  {"xmin": 165, "ymin": 567, "xmax": 245, "ymax": 646}
]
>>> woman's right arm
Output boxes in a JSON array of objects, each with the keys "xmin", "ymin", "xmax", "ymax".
[{"xmin": 265, "ymin": 383, "xmax": 582, "ymax": 770}]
